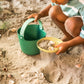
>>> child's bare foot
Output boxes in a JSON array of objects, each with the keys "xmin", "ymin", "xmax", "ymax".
[
  {"xmin": 62, "ymin": 35, "xmax": 68, "ymax": 41},
  {"xmin": 62, "ymin": 35, "xmax": 73, "ymax": 41}
]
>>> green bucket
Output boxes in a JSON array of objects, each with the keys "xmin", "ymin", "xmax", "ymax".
[{"xmin": 17, "ymin": 18, "xmax": 46, "ymax": 55}]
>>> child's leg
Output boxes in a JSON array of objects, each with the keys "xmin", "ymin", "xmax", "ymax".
[
  {"xmin": 64, "ymin": 17, "xmax": 84, "ymax": 61},
  {"xmin": 64, "ymin": 17, "xmax": 83, "ymax": 37},
  {"xmin": 48, "ymin": 6, "xmax": 83, "ymax": 41},
  {"xmin": 49, "ymin": 6, "xmax": 73, "ymax": 41}
]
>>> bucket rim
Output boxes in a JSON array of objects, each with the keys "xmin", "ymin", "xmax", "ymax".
[{"xmin": 17, "ymin": 28, "xmax": 46, "ymax": 41}]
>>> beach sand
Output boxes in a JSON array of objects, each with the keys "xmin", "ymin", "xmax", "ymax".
[{"xmin": 0, "ymin": 0, "xmax": 84, "ymax": 84}]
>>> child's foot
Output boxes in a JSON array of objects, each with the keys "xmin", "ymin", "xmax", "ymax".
[{"xmin": 62, "ymin": 35, "xmax": 73, "ymax": 41}]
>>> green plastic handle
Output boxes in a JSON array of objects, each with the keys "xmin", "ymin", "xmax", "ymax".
[{"xmin": 20, "ymin": 18, "xmax": 43, "ymax": 37}]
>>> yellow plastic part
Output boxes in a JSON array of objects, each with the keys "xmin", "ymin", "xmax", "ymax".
[{"xmin": 37, "ymin": 37, "xmax": 63, "ymax": 53}]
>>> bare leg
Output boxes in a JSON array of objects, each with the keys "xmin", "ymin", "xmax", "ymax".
[
  {"xmin": 52, "ymin": 19, "xmax": 73, "ymax": 41},
  {"xmin": 49, "ymin": 6, "xmax": 73, "ymax": 41},
  {"xmin": 64, "ymin": 17, "xmax": 83, "ymax": 37}
]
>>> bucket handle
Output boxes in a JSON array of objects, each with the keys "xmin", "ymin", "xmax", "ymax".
[{"xmin": 20, "ymin": 18, "xmax": 43, "ymax": 37}]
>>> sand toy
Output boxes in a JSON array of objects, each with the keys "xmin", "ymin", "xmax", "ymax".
[
  {"xmin": 37, "ymin": 37, "xmax": 63, "ymax": 53},
  {"xmin": 17, "ymin": 18, "xmax": 46, "ymax": 55}
]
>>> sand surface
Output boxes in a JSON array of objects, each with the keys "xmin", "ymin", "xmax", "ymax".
[{"xmin": 0, "ymin": 0, "xmax": 84, "ymax": 84}]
